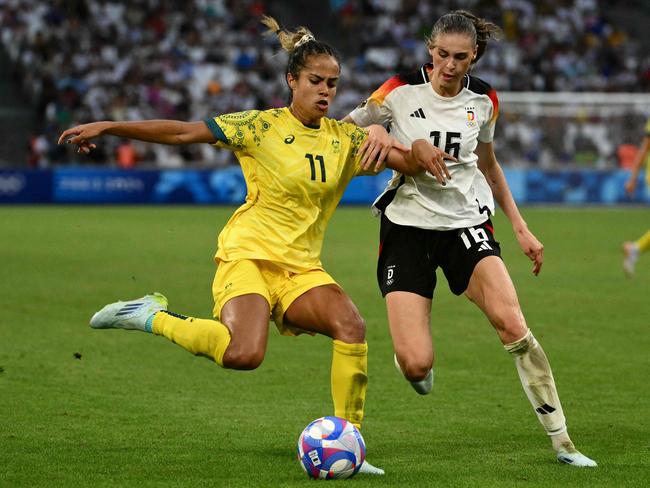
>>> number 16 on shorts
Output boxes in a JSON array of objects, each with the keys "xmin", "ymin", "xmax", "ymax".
[{"xmin": 460, "ymin": 224, "xmax": 492, "ymax": 252}]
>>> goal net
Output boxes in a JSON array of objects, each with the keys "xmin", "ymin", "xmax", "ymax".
[{"xmin": 496, "ymin": 92, "xmax": 650, "ymax": 169}]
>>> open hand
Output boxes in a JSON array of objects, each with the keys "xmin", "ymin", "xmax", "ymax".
[
  {"xmin": 515, "ymin": 226, "xmax": 544, "ymax": 275},
  {"xmin": 411, "ymin": 139, "xmax": 456, "ymax": 185},
  {"xmin": 58, "ymin": 122, "xmax": 112, "ymax": 154},
  {"xmin": 359, "ymin": 125, "xmax": 409, "ymax": 172}
]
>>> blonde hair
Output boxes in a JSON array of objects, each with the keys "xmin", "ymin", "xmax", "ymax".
[
  {"xmin": 260, "ymin": 15, "xmax": 340, "ymax": 78},
  {"xmin": 261, "ymin": 15, "xmax": 314, "ymax": 55},
  {"xmin": 426, "ymin": 10, "xmax": 502, "ymax": 64}
]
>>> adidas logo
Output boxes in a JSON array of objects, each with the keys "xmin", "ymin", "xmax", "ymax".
[
  {"xmin": 478, "ymin": 242, "xmax": 492, "ymax": 252},
  {"xmin": 409, "ymin": 108, "xmax": 426, "ymax": 119},
  {"xmin": 115, "ymin": 302, "xmax": 143, "ymax": 316},
  {"xmin": 535, "ymin": 403, "xmax": 556, "ymax": 415}
]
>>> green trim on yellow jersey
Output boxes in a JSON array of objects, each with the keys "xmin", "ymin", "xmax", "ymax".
[
  {"xmin": 206, "ymin": 107, "xmax": 368, "ymax": 272},
  {"xmin": 203, "ymin": 117, "xmax": 227, "ymax": 143}
]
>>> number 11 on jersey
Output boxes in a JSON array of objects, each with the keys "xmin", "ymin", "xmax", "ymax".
[{"xmin": 306, "ymin": 153, "xmax": 326, "ymax": 182}]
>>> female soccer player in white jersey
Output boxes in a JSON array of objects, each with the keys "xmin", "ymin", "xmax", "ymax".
[
  {"xmin": 345, "ymin": 10, "xmax": 597, "ymax": 467},
  {"xmin": 57, "ymin": 16, "xmax": 443, "ymax": 476}
]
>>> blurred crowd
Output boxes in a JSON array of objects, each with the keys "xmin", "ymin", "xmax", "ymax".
[
  {"xmin": 334, "ymin": 0, "xmax": 649, "ymax": 93},
  {"xmin": 1, "ymin": 0, "xmax": 648, "ymax": 168}
]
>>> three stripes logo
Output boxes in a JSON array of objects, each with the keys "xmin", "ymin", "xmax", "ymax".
[
  {"xmin": 478, "ymin": 242, "xmax": 493, "ymax": 252},
  {"xmin": 535, "ymin": 403, "xmax": 556, "ymax": 415},
  {"xmin": 409, "ymin": 108, "xmax": 426, "ymax": 119},
  {"xmin": 115, "ymin": 302, "xmax": 144, "ymax": 317}
]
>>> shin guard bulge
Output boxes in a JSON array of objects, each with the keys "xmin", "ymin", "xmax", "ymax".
[
  {"xmin": 331, "ymin": 340, "xmax": 368, "ymax": 430},
  {"xmin": 504, "ymin": 330, "xmax": 567, "ymax": 436}
]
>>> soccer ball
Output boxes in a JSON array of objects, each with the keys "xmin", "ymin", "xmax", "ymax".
[{"xmin": 297, "ymin": 416, "xmax": 366, "ymax": 480}]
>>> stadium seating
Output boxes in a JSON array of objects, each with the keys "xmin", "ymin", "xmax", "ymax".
[{"xmin": 0, "ymin": 0, "xmax": 648, "ymax": 167}]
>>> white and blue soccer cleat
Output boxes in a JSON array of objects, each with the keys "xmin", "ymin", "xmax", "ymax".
[
  {"xmin": 394, "ymin": 353, "xmax": 434, "ymax": 395},
  {"xmin": 358, "ymin": 459, "xmax": 385, "ymax": 475},
  {"xmin": 557, "ymin": 448, "xmax": 598, "ymax": 467},
  {"xmin": 90, "ymin": 293, "xmax": 168, "ymax": 332}
]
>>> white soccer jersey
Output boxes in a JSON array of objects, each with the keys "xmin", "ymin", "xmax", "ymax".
[{"xmin": 349, "ymin": 63, "xmax": 499, "ymax": 230}]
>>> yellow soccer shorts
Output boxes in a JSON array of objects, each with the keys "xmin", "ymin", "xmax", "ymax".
[{"xmin": 212, "ymin": 259, "xmax": 337, "ymax": 336}]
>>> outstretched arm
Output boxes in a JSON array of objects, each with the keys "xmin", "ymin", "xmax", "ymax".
[
  {"xmin": 624, "ymin": 135, "xmax": 650, "ymax": 196},
  {"xmin": 58, "ymin": 120, "xmax": 216, "ymax": 154},
  {"xmin": 476, "ymin": 141, "xmax": 544, "ymax": 275}
]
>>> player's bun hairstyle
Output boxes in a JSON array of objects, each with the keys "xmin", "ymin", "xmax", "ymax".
[
  {"xmin": 261, "ymin": 15, "xmax": 341, "ymax": 82},
  {"xmin": 426, "ymin": 10, "xmax": 501, "ymax": 64}
]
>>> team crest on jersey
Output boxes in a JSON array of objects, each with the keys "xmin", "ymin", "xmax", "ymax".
[
  {"xmin": 331, "ymin": 138, "xmax": 340, "ymax": 153},
  {"xmin": 465, "ymin": 106, "xmax": 477, "ymax": 127}
]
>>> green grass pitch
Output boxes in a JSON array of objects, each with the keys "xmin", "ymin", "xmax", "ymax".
[{"xmin": 1, "ymin": 205, "xmax": 649, "ymax": 487}]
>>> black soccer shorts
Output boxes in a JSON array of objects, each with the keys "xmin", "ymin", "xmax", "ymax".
[{"xmin": 377, "ymin": 214, "xmax": 502, "ymax": 298}]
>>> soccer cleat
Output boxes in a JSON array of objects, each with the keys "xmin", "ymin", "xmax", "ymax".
[
  {"xmin": 90, "ymin": 293, "xmax": 168, "ymax": 332},
  {"xmin": 622, "ymin": 241, "xmax": 639, "ymax": 277},
  {"xmin": 557, "ymin": 448, "xmax": 598, "ymax": 468},
  {"xmin": 358, "ymin": 459, "xmax": 385, "ymax": 475},
  {"xmin": 394, "ymin": 354, "xmax": 434, "ymax": 395}
]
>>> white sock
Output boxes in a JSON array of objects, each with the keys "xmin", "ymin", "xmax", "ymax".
[
  {"xmin": 504, "ymin": 330, "xmax": 567, "ymax": 437},
  {"xmin": 550, "ymin": 430, "xmax": 576, "ymax": 453}
]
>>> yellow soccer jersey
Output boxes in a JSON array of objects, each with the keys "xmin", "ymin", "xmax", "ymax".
[{"xmin": 204, "ymin": 107, "xmax": 368, "ymax": 272}]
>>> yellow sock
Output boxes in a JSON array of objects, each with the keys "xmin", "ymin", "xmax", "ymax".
[
  {"xmin": 331, "ymin": 340, "xmax": 368, "ymax": 430},
  {"xmin": 636, "ymin": 230, "xmax": 650, "ymax": 253},
  {"xmin": 152, "ymin": 311, "xmax": 231, "ymax": 366}
]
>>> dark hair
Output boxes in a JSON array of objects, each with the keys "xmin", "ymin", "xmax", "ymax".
[
  {"xmin": 426, "ymin": 10, "xmax": 501, "ymax": 64},
  {"xmin": 261, "ymin": 15, "xmax": 341, "ymax": 85}
]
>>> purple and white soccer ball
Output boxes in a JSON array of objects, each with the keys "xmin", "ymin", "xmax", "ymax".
[{"xmin": 297, "ymin": 416, "xmax": 366, "ymax": 480}]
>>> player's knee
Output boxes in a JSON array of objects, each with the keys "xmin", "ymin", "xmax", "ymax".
[
  {"xmin": 222, "ymin": 345, "xmax": 265, "ymax": 370},
  {"xmin": 490, "ymin": 305, "xmax": 527, "ymax": 344},
  {"xmin": 332, "ymin": 313, "xmax": 366, "ymax": 343}
]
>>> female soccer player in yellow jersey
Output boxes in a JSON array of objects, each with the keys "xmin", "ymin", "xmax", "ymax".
[
  {"xmin": 622, "ymin": 117, "xmax": 650, "ymax": 276},
  {"xmin": 58, "ymin": 16, "xmax": 447, "ymax": 476},
  {"xmin": 346, "ymin": 10, "xmax": 596, "ymax": 467}
]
